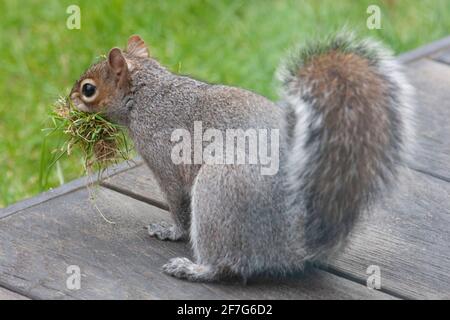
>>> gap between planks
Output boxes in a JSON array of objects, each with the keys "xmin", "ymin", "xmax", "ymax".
[{"xmin": 0, "ymin": 284, "xmax": 32, "ymax": 300}]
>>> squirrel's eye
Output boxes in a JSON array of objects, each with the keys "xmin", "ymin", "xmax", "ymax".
[{"xmin": 82, "ymin": 83, "xmax": 97, "ymax": 98}]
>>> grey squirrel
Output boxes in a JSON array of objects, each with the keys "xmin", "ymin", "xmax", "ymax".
[{"xmin": 70, "ymin": 33, "xmax": 413, "ymax": 282}]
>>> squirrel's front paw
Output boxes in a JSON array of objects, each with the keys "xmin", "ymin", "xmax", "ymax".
[{"xmin": 147, "ymin": 221, "xmax": 184, "ymax": 241}]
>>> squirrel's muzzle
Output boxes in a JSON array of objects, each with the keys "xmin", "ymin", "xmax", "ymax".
[{"xmin": 70, "ymin": 92, "xmax": 91, "ymax": 113}]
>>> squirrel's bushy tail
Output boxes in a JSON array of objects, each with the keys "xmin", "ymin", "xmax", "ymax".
[{"xmin": 279, "ymin": 32, "xmax": 414, "ymax": 261}]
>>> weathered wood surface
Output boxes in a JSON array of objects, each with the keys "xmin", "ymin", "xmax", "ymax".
[
  {"xmin": 0, "ymin": 286, "xmax": 29, "ymax": 300},
  {"xmin": 333, "ymin": 169, "xmax": 450, "ymax": 299},
  {"xmin": 0, "ymin": 188, "xmax": 392, "ymax": 300},
  {"xmin": 405, "ymin": 59, "xmax": 450, "ymax": 181},
  {"xmin": 432, "ymin": 46, "xmax": 450, "ymax": 66},
  {"xmin": 0, "ymin": 158, "xmax": 141, "ymax": 220},
  {"xmin": 102, "ymin": 166, "xmax": 167, "ymax": 210}
]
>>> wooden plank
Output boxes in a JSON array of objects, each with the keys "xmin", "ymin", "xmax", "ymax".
[
  {"xmin": 0, "ymin": 158, "xmax": 142, "ymax": 220},
  {"xmin": 102, "ymin": 164, "xmax": 167, "ymax": 210},
  {"xmin": 398, "ymin": 36, "xmax": 450, "ymax": 64},
  {"xmin": 103, "ymin": 164, "xmax": 450, "ymax": 299},
  {"xmin": 432, "ymin": 47, "xmax": 450, "ymax": 65},
  {"xmin": 0, "ymin": 286, "xmax": 29, "ymax": 300},
  {"xmin": 332, "ymin": 169, "xmax": 450, "ymax": 299},
  {"xmin": 0, "ymin": 187, "xmax": 393, "ymax": 300},
  {"xmin": 405, "ymin": 59, "xmax": 450, "ymax": 181}
]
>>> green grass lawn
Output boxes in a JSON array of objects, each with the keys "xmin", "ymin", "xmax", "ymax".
[{"xmin": 0, "ymin": 0, "xmax": 449, "ymax": 207}]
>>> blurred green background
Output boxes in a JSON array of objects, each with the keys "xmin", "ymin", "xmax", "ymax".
[{"xmin": 0, "ymin": 0, "xmax": 449, "ymax": 207}]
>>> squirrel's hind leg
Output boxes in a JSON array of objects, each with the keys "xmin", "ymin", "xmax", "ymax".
[{"xmin": 180, "ymin": 164, "xmax": 284, "ymax": 282}]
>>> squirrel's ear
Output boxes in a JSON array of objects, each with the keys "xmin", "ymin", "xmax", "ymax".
[
  {"xmin": 127, "ymin": 35, "xmax": 149, "ymax": 58},
  {"xmin": 108, "ymin": 48, "xmax": 128, "ymax": 81}
]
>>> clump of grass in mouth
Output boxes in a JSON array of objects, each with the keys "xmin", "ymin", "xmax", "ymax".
[
  {"xmin": 45, "ymin": 96, "xmax": 133, "ymax": 224},
  {"xmin": 48, "ymin": 96, "xmax": 132, "ymax": 175}
]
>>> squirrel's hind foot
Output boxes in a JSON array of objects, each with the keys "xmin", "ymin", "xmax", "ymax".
[{"xmin": 147, "ymin": 221, "xmax": 185, "ymax": 241}]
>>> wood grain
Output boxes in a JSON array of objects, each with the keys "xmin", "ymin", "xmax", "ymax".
[
  {"xmin": 0, "ymin": 286, "xmax": 29, "ymax": 300},
  {"xmin": 405, "ymin": 59, "xmax": 450, "ymax": 181},
  {"xmin": 432, "ymin": 47, "xmax": 450, "ymax": 65},
  {"xmin": 0, "ymin": 187, "xmax": 393, "ymax": 299},
  {"xmin": 332, "ymin": 169, "xmax": 450, "ymax": 299}
]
